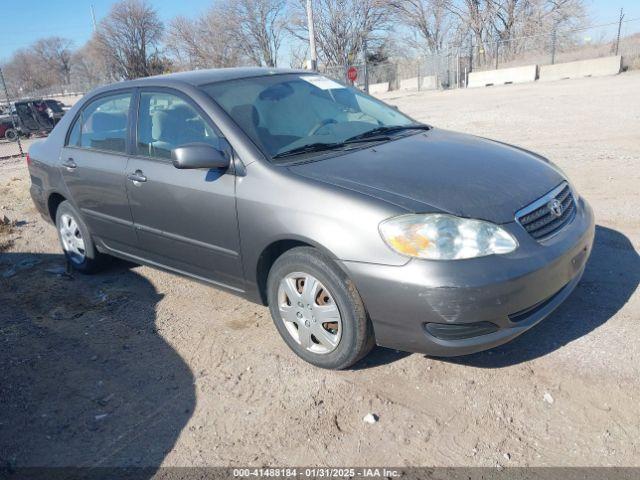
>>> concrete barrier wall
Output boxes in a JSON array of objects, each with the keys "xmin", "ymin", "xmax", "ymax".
[
  {"xmin": 398, "ymin": 75, "xmax": 438, "ymax": 91},
  {"xmin": 399, "ymin": 77, "xmax": 420, "ymax": 90},
  {"xmin": 539, "ymin": 56, "xmax": 622, "ymax": 82},
  {"xmin": 421, "ymin": 76, "xmax": 437, "ymax": 90},
  {"xmin": 368, "ymin": 82, "xmax": 389, "ymax": 94},
  {"xmin": 468, "ymin": 64, "xmax": 537, "ymax": 88}
]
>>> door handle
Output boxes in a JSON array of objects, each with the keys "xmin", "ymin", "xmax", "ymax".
[
  {"xmin": 127, "ymin": 170, "xmax": 147, "ymax": 183},
  {"xmin": 62, "ymin": 158, "xmax": 77, "ymax": 171}
]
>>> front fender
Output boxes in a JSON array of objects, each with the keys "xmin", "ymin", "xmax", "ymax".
[{"xmin": 236, "ymin": 161, "xmax": 410, "ymax": 295}]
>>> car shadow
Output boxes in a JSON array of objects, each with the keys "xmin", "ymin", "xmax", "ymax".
[
  {"xmin": 437, "ymin": 225, "xmax": 639, "ymax": 368},
  {"xmin": 0, "ymin": 252, "xmax": 195, "ymax": 474},
  {"xmin": 351, "ymin": 346, "xmax": 412, "ymax": 370}
]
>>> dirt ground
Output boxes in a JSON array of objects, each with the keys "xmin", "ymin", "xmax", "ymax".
[{"xmin": 1, "ymin": 72, "xmax": 639, "ymax": 470}]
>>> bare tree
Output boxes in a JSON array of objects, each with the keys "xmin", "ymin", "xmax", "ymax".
[
  {"xmin": 289, "ymin": 44, "xmax": 310, "ymax": 69},
  {"xmin": 166, "ymin": 10, "xmax": 245, "ymax": 69},
  {"xmin": 94, "ymin": 0, "xmax": 166, "ymax": 79},
  {"xmin": 390, "ymin": 0, "xmax": 453, "ymax": 54},
  {"xmin": 2, "ymin": 37, "xmax": 75, "ymax": 97},
  {"xmin": 529, "ymin": 0, "xmax": 587, "ymax": 31},
  {"xmin": 32, "ymin": 37, "xmax": 74, "ymax": 85},
  {"xmin": 289, "ymin": 0, "xmax": 392, "ymax": 67},
  {"xmin": 447, "ymin": 0, "xmax": 493, "ymax": 56},
  {"xmin": 70, "ymin": 37, "xmax": 116, "ymax": 91},
  {"xmin": 2, "ymin": 49, "xmax": 51, "ymax": 97},
  {"xmin": 447, "ymin": 0, "xmax": 586, "ymax": 47},
  {"xmin": 224, "ymin": 0, "xmax": 286, "ymax": 67}
]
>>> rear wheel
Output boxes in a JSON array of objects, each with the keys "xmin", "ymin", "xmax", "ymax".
[
  {"xmin": 5, "ymin": 128, "xmax": 18, "ymax": 141},
  {"xmin": 267, "ymin": 247, "xmax": 374, "ymax": 369},
  {"xmin": 55, "ymin": 201, "xmax": 107, "ymax": 273}
]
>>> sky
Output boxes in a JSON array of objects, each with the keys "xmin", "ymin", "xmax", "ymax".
[{"xmin": 1, "ymin": 0, "xmax": 639, "ymax": 63}]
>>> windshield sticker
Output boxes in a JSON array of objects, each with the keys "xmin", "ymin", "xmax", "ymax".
[{"xmin": 300, "ymin": 75, "xmax": 345, "ymax": 90}]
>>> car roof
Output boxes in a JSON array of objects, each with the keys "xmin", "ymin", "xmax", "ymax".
[{"xmin": 99, "ymin": 67, "xmax": 309, "ymax": 91}]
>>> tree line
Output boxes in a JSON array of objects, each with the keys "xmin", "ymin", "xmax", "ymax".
[{"xmin": 1, "ymin": 0, "xmax": 586, "ymax": 97}]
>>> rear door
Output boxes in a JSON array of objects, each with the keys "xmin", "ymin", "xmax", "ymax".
[
  {"xmin": 125, "ymin": 88, "xmax": 243, "ymax": 291},
  {"xmin": 15, "ymin": 103, "xmax": 40, "ymax": 132},
  {"xmin": 59, "ymin": 90, "xmax": 138, "ymax": 251}
]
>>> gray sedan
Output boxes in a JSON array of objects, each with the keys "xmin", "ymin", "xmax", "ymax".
[{"xmin": 27, "ymin": 68, "xmax": 594, "ymax": 369}]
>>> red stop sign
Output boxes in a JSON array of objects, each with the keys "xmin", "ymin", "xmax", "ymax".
[{"xmin": 347, "ymin": 66, "xmax": 358, "ymax": 82}]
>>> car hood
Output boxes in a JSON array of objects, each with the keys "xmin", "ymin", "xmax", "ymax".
[{"xmin": 287, "ymin": 128, "xmax": 565, "ymax": 224}]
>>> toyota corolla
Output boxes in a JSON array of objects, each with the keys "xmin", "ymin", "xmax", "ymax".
[{"xmin": 27, "ymin": 68, "xmax": 595, "ymax": 369}]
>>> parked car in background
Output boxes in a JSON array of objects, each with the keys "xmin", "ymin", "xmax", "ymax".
[
  {"xmin": 0, "ymin": 114, "xmax": 18, "ymax": 141},
  {"xmin": 13, "ymin": 99, "xmax": 54, "ymax": 138},
  {"xmin": 26, "ymin": 68, "xmax": 594, "ymax": 369}
]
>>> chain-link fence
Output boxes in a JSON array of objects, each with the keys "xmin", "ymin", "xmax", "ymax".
[
  {"xmin": 0, "ymin": 67, "xmax": 23, "ymax": 160},
  {"xmin": 0, "ymin": 67, "xmax": 82, "ymax": 161},
  {"xmin": 465, "ymin": 16, "xmax": 640, "ymax": 73},
  {"xmin": 321, "ymin": 17, "xmax": 640, "ymax": 94}
]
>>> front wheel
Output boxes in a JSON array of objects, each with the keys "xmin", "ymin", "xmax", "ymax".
[
  {"xmin": 55, "ymin": 201, "xmax": 107, "ymax": 274},
  {"xmin": 267, "ymin": 247, "xmax": 375, "ymax": 369}
]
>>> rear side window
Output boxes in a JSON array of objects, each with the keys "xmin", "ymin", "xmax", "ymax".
[
  {"xmin": 69, "ymin": 92, "xmax": 131, "ymax": 153},
  {"xmin": 136, "ymin": 91, "xmax": 221, "ymax": 160}
]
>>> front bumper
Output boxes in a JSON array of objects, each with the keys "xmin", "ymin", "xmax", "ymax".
[{"xmin": 340, "ymin": 198, "xmax": 595, "ymax": 356}]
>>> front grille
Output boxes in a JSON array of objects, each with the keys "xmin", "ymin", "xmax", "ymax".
[{"xmin": 516, "ymin": 183, "xmax": 576, "ymax": 240}]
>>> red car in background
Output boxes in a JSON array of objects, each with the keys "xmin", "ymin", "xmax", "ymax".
[{"xmin": 0, "ymin": 115, "xmax": 18, "ymax": 141}]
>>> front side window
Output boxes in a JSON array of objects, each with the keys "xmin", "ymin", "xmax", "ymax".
[
  {"xmin": 136, "ymin": 91, "xmax": 221, "ymax": 160},
  {"xmin": 71, "ymin": 92, "xmax": 131, "ymax": 153},
  {"xmin": 202, "ymin": 74, "xmax": 417, "ymax": 161}
]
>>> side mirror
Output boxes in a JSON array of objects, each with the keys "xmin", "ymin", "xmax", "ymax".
[{"xmin": 171, "ymin": 143, "xmax": 230, "ymax": 170}]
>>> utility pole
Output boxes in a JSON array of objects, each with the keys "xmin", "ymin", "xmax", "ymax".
[
  {"xmin": 306, "ymin": 0, "xmax": 318, "ymax": 71},
  {"xmin": 91, "ymin": 4, "xmax": 97, "ymax": 32},
  {"xmin": 615, "ymin": 8, "xmax": 624, "ymax": 55},
  {"xmin": 550, "ymin": 22, "xmax": 558, "ymax": 65},
  {"xmin": 363, "ymin": 37, "xmax": 369, "ymax": 94}
]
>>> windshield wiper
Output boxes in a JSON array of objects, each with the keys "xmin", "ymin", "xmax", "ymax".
[
  {"xmin": 272, "ymin": 124, "xmax": 431, "ymax": 159},
  {"xmin": 345, "ymin": 124, "xmax": 431, "ymax": 143},
  {"xmin": 272, "ymin": 142, "xmax": 348, "ymax": 159}
]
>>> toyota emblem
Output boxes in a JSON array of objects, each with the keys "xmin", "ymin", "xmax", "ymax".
[{"xmin": 548, "ymin": 199, "xmax": 563, "ymax": 217}]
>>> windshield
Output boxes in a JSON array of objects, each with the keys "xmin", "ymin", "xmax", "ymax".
[{"xmin": 202, "ymin": 74, "xmax": 417, "ymax": 161}]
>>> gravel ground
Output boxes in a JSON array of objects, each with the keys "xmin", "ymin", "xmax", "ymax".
[{"xmin": 1, "ymin": 72, "xmax": 639, "ymax": 469}]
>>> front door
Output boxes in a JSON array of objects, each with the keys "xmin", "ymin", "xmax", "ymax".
[
  {"xmin": 60, "ymin": 91, "xmax": 137, "ymax": 251},
  {"xmin": 125, "ymin": 89, "xmax": 244, "ymax": 291}
]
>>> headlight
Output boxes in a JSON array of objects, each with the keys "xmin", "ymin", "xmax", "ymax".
[{"xmin": 379, "ymin": 214, "xmax": 518, "ymax": 260}]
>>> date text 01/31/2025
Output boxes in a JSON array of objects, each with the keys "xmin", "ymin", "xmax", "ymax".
[{"xmin": 232, "ymin": 467, "xmax": 401, "ymax": 477}]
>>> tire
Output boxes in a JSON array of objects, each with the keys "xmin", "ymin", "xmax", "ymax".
[
  {"xmin": 55, "ymin": 201, "xmax": 107, "ymax": 274},
  {"xmin": 5, "ymin": 128, "xmax": 18, "ymax": 141},
  {"xmin": 267, "ymin": 247, "xmax": 375, "ymax": 369}
]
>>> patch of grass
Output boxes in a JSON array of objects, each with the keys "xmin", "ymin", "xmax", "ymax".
[
  {"xmin": 0, "ymin": 217, "xmax": 15, "ymax": 252},
  {"xmin": 0, "ymin": 238, "xmax": 14, "ymax": 252}
]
